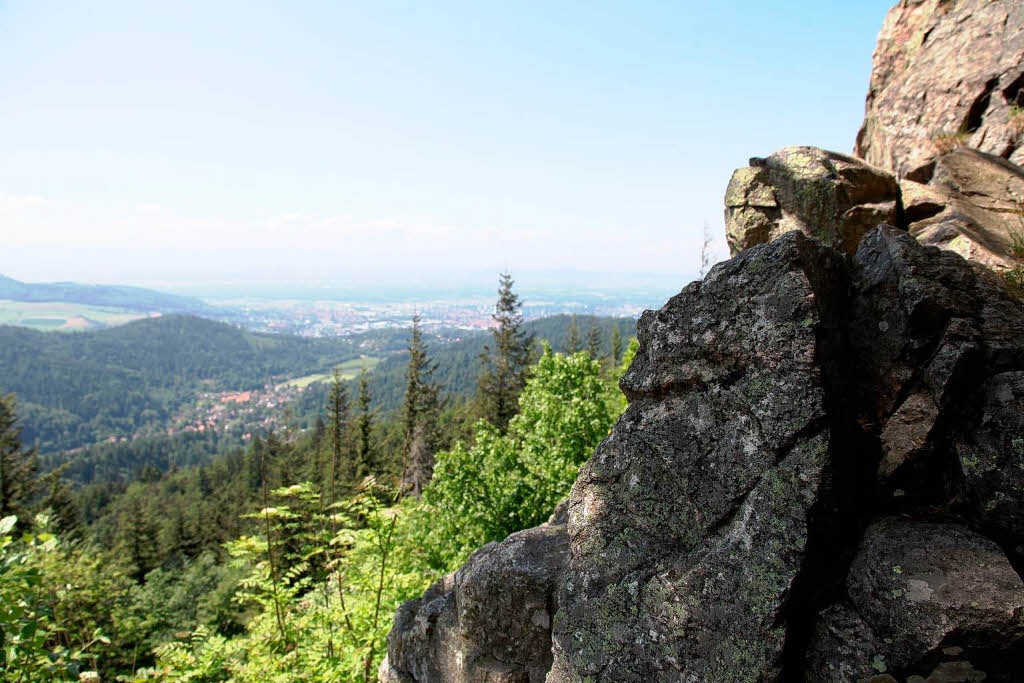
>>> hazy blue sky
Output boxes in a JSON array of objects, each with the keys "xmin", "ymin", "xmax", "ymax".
[{"xmin": 0, "ymin": 1, "xmax": 894, "ymax": 288}]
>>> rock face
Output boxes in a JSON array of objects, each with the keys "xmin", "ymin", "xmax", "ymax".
[
  {"xmin": 726, "ymin": 144, "xmax": 1024, "ymax": 271},
  {"xmin": 383, "ymin": 227, "xmax": 1024, "ymax": 682},
  {"xmin": 380, "ymin": 505, "xmax": 569, "ymax": 683},
  {"xmin": 856, "ymin": 0, "xmax": 1024, "ymax": 180},
  {"xmin": 724, "ymin": 146, "xmax": 902, "ymax": 257},
  {"xmin": 903, "ymin": 146, "xmax": 1024, "ymax": 271},
  {"xmin": 807, "ymin": 519, "xmax": 1024, "ymax": 681}
]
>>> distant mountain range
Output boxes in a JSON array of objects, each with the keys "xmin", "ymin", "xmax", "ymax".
[{"xmin": 0, "ymin": 273, "xmax": 228, "ymax": 317}]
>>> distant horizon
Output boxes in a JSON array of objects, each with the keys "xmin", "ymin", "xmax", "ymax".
[
  {"xmin": 0, "ymin": 256, "xmax": 693, "ymax": 297},
  {"xmin": 1, "ymin": 1, "xmax": 893, "ymax": 285}
]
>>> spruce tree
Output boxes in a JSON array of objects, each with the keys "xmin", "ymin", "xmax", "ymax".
[
  {"xmin": 403, "ymin": 315, "xmax": 441, "ymax": 496},
  {"xmin": 0, "ymin": 394, "xmax": 38, "ymax": 529},
  {"xmin": 41, "ymin": 469, "xmax": 79, "ymax": 537},
  {"xmin": 119, "ymin": 493, "xmax": 158, "ymax": 582},
  {"xmin": 586, "ymin": 318, "xmax": 601, "ymax": 359},
  {"xmin": 565, "ymin": 314, "xmax": 581, "ymax": 354},
  {"xmin": 354, "ymin": 368, "xmax": 374, "ymax": 478},
  {"xmin": 476, "ymin": 273, "xmax": 535, "ymax": 431},
  {"xmin": 611, "ymin": 324, "xmax": 623, "ymax": 364},
  {"xmin": 326, "ymin": 369, "xmax": 350, "ymax": 499}
]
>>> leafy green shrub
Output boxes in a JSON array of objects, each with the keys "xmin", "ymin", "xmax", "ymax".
[
  {"xmin": 422, "ymin": 346, "xmax": 616, "ymax": 566},
  {"xmin": 0, "ymin": 514, "xmax": 114, "ymax": 682}
]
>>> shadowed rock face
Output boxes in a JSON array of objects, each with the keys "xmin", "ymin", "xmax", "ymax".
[
  {"xmin": 856, "ymin": 0, "xmax": 1024, "ymax": 180},
  {"xmin": 807, "ymin": 519, "xmax": 1024, "ymax": 681}
]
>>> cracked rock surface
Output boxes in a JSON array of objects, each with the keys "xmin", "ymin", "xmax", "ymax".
[{"xmin": 855, "ymin": 0, "xmax": 1024, "ymax": 179}]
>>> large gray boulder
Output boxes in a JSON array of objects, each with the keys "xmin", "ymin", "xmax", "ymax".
[
  {"xmin": 382, "ymin": 226, "xmax": 1024, "ymax": 682},
  {"xmin": 856, "ymin": 0, "xmax": 1024, "ymax": 180},
  {"xmin": 548, "ymin": 231, "xmax": 848, "ymax": 682},
  {"xmin": 543, "ymin": 228, "xmax": 1024, "ymax": 683}
]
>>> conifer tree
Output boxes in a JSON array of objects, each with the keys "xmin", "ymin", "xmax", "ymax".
[
  {"xmin": 611, "ymin": 324, "xmax": 623, "ymax": 364},
  {"xmin": 476, "ymin": 273, "xmax": 535, "ymax": 431},
  {"xmin": 119, "ymin": 493, "xmax": 158, "ymax": 582},
  {"xmin": 326, "ymin": 369, "xmax": 350, "ymax": 499},
  {"xmin": 586, "ymin": 318, "xmax": 601, "ymax": 359},
  {"xmin": 41, "ymin": 469, "xmax": 79, "ymax": 537},
  {"xmin": 403, "ymin": 315, "xmax": 441, "ymax": 496},
  {"xmin": 0, "ymin": 394, "xmax": 38, "ymax": 528},
  {"xmin": 354, "ymin": 368, "xmax": 374, "ymax": 478},
  {"xmin": 565, "ymin": 314, "xmax": 581, "ymax": 354}
]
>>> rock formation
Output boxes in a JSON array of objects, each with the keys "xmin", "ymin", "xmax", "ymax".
[
  {"xmin": 903, "ymin": 146, "xmax": 1024, "ymax": 271},
  {"xmin": 380, "ymin": 505, "xmax": 569, "ymax": 682},
  {"xmin": 725, "ymin": 143, "xmax": 1024, "ymax": 271},
  {"xmin": 856, "ymin": 0, "xmax": 1024, "ymax": 180},
  {"xmin": 724, "ymin": 146, "xmax": 902, "ymax": 257},
  {"xmin": 382, "ymin": 2, "xmax": 1024, "ymax": 681}
]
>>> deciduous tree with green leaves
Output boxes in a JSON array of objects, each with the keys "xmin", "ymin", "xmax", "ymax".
[{"xmin": 426, "ymin": 345, "xmax": 614, "ymax": 564}]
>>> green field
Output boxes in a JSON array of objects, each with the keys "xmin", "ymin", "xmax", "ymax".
[
  {"xmin": 283, "ymin": 356, "xmax": 381, "ymax": 388},
  {"xmin": 0, "ymin": 299, "xmax": 146, "ymax": 331}
]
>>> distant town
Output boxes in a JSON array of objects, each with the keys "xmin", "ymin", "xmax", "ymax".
[{"xmin": 206, "ymin": 293, "xmax": 661, "ymax": 337}]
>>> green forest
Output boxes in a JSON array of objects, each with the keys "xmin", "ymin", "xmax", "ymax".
[
  {"xmin": 0, "ymin": 276, "xmax": 638, "ymax": 681},
  {"xmin": 0, "ymin": 317, "xmax": 406, "ymax": 453}
]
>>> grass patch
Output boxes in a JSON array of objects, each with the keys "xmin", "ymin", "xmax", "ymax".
[
  {"xmin": 930, "ymin": 128, "xmax": 969, "ymax": 155},
  {"xmin": 0, "ymin": 300, "xmax": 145, "ymax": 330},
  {"xmin": 283, "ymin": 356, "xmax": 380, "ymax": 387}
]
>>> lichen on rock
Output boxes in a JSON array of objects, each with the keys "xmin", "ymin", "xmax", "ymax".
[{"xmin": 724, "ymin": 146, "xmax": 903, "ymax": 257}]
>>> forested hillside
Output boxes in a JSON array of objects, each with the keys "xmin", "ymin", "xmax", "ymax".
[
  {"xmin": 0, "ymin": 316, "xmax": 406, "ymax": 452},
  {"xmin": 0, "ymin": 274, "xmax": 227, "ymax": 316},
  {"xmin": 1, "ymin": 312, "xmax": 634, "ymax": 461}
]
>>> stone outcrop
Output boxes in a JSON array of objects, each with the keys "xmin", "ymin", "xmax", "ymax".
[
  {"xmin": 726, "ymin": 144, "xmax": 1024, "ymax": 271},
  {"xmin": 807, "ymin": 519, "xmax": 1024, "ymax": 681},
  {"xmin": 724, "ymin": 146, "xmax": 902, "ymax": 257},
  {"xmin": 856, "ymin": 0, "xmax": 1024, "ymax": 180},
  {"xmin": 903, "ymin": 146, "xmax": 1024, "ymax": 271},
  {"xmin": 383, "ymin": 227, "xmax": 1024, "ymax": 682},
  {"xmin": 380, "ymin": 504, "xmax": 569, "ymax": 682}
]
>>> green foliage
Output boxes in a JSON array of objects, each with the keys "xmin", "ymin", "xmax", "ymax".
[
  {"xmin": 1, "ymin": 393, "xmax": 39, "ymax": 527},
  {"xmin": 425, "ymin": 346, "xmax": 616, "ymax": 564},
  {"xmin": 0, "ymin": 514, "xmax": 117, "ymax": 681},
  {"xmin": 611, "ymin": 324, "xmax": 623, "ymax": 364},
  {"xmin": 0, "ymin": 313, "xmax": 640, "ymax": 682}
]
